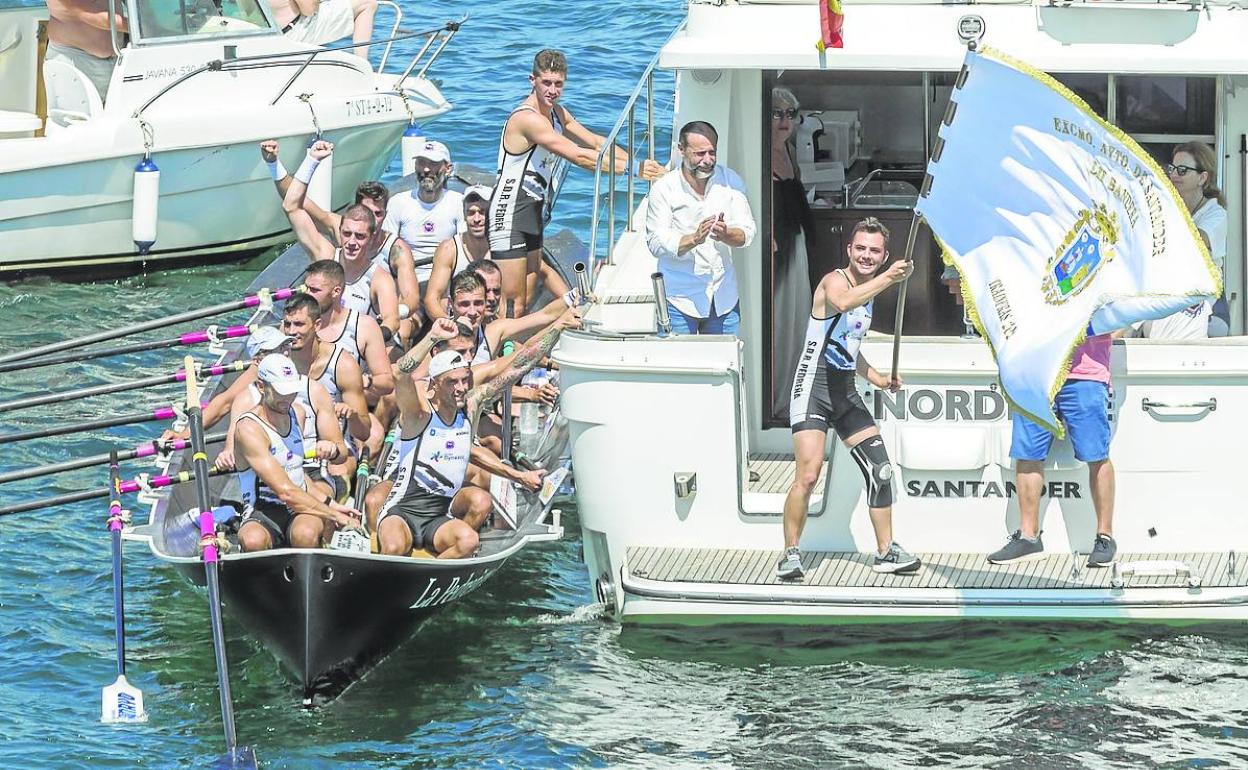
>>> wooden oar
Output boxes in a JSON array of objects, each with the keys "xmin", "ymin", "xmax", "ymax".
[
  {"xmin": 0, "ymin": 324, "xmax": 255, "ymax": 375},
  {"xmin": 0, "ymin": 433, "xmax": 226, "ymax": 484},
  {"xmin": 0, "ymin": 360, "xmax": 246, "ymax": 414},
  {"xmin": 100, "ymin": 450, "xmax": 147, "ymax": 724},
  {"xmin": 0, "ymin": 403, "xmax": 205, "ymax": 446},
  {"xmin": 0, "ymin": 286, "xmax": 298, "ymax": 366},
  {"xmin": 183, "ymin": 357, "xmax": 254, "ymax": 768}
]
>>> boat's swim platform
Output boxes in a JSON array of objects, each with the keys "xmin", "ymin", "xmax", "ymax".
[{"xmin": 625, "ymin": 546, "xmax": 1246, "ymax": 591}]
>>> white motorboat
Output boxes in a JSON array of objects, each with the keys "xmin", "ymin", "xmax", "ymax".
[
  {"xmin": 0, "ymin": 0, "xmax": 456, "ymax": 278},
  {"xmin": 555, "ymin": 0, "xmax": 1248, "ymax": 624}
]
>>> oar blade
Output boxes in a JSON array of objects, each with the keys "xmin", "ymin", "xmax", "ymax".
[
  {"xmin": 208, "ymin": 746, "xmax": 259, "ymax": 770},
  {"xmin": 100, "ymin": 674, "xmax": 148, "ymax": 724}
]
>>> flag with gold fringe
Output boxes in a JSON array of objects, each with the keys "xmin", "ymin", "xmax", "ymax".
[
  {"xmin": 916, "ymin": 47, "xmax": 1222, "ymax": 434},
  {"xmin": 816, "ymin": 0, "xmax": 843, "ymax": 51}
]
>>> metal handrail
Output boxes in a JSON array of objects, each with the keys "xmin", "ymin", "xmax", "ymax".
[
  {"xmin": 588, "ymin": 21, "xmax": 686, "ymax": 268},
  {"xmin": 131, "ymin": 18, "xmax": 465, "ymax": 119},
  {"xmin": 375, "ymin": 0, "xmax": 404, "ymax": 74}
]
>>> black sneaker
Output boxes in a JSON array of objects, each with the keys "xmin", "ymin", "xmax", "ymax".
[
  {"xmin": 873, "ymin": 542, "xmax": 921, "ymax": 574},
  {"xmin": 775, "ymin": 547, "xmax": 804, "ymax": 580},
  {"xmin": 987, "ymin": 531, "xmax": 1045, "ymax": 565},
  {"xmin": 1086, "ymin": 534, "xmax": 1117, "ymax": 568}
]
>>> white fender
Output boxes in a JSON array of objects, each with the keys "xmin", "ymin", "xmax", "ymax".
[
  {"xmin": 132, "ymin": 156, "xmax": 160, "ymax": 254},
  {"xmin": 401, "ymin": 123, "xmax": 423, "ymax": 178},
  {"xmin": 307, "ymin": 145, "xmax": 333, "ymax": 212}
]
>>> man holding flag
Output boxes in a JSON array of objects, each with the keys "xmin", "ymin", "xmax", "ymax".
[{"xmin": 916, "ymin": 47, "xmax": 1221, "ymax": 568}]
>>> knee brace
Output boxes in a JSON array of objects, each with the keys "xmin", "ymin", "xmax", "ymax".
[{"xmin": 850, "ymin": 436, "xmax": 894, "ymax": 508}]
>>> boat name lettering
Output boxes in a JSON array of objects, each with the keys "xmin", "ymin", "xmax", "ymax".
[
  {"xmin": 346, "ymin": 96, "xmax": 394, "ymax": 117},
  {"xmin": 905, "ymin": 479, "xmax": 1082, "ymax": 499},
  {"xmin": 143, "ymin": 64, "xmax": 200, "ymax": 80},
  {"xmin": 409, "ymin": 569, "xmax": 496, "ymax": 609},
  {"xmin": 873, "ymin": 387, "xmax": 1006, "ymax": 421}
]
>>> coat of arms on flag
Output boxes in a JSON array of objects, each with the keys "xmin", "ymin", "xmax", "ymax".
[{"xmin": 915, "ymin": 47, "xmax": 1221, "ymax": 433}]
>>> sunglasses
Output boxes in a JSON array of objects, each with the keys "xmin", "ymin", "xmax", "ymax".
[
  {"xmin": 771, "ymin": 108, "xmax": 798, "ymax": 121},
  {"xmin": 1165, "ymin": 163, "xmax": 1203, "ymax": 177}
]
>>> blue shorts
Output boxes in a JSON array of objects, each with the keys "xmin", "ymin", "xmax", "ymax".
[{"xmin": 1010, "ymin": 379, "xmax": 1111, "ymax": 463}]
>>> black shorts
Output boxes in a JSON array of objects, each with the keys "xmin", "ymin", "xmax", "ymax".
[
  {"xmin": 241, "ymin": 500, "xmax": 296, "ymax": 548},
  {"xmin": 379, "ymin": 486, "xmax": 455, "ymax": 549},
  {"xmin": 305, "ymin": 464, "xmax": 348, "ymax": 502},
  {"xmin": 488, "ymin": 190, "xmax": 544, "ymax": 260},
  {"xmin": 790, "ymin": 361, "xmax": 876, "ymax": 440},
  {"xmin": 388, "ymin": 510, "xmax": 454, "ymax": 550}
]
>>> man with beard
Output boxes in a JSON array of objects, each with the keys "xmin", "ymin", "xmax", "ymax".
[
  {"xmin": 490, "ymin": 48, "xmax": 664, "ymax": 317},
  {"xmin": 283, "ymin": 141, "xmax": 401, "ymax": 341},
  {"xmin": 644, "ymin": 121, "xmax": 756, "ymax": 335},
  {"xmin": 382, "ymin": 140, "xmax": 462, "ymax": 286},
  {"xmin": 424, "ymin": 185, "xmax": 493, "ymax": 322}
]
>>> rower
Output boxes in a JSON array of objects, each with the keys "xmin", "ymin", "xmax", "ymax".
[
  {"xmin": 447, "ymin": 271, "xmax": 492, "ymax": 365},
  {"xmin": 302, "ymin": 259, "xmax": 395, "ymax": 403},
  {"xmin": 469, "ymin": 258, "xmax": 504, "ymax": 323},
  {"xmin": 488, "ymin": 48, "xmax": 663, "ymax": 316},
  {"xmin": 282, "ymin": 141, "xmax": 401, "ymax": 339},
  {"xmin": 381, "ymin": 140, "xmax": 463, "ymax": 286},
  {"xmin": 280, "ymin": 293, "xmax": 372, "ymax": 447},
  {"xmin": 369, "ymin": 309, "xmax": 580, "ymax": 558},
  {"xmin": 424, "ymin": 185, "xmax": 493, "ymax": 322},
  {"xmin": 261, "ymin": 139, "xmax": 420, "ymax": 339},
  {"xmin": 235, "ymin": 354, "xmax": 361, "ymax": 552}
]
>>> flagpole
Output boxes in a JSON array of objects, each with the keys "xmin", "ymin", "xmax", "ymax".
[{"xmin": 888, "ymin": 211, "xmax": 921, "ymax": 383}]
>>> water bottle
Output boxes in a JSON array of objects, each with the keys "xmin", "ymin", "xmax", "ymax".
[{"xmin": 518, "ymin": 367, "xmax": 546, "ymax": 456}]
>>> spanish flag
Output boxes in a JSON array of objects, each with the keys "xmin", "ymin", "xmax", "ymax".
[{"xmin": 816, "ymin": 0, "xmax": 844, "ymax": 51}]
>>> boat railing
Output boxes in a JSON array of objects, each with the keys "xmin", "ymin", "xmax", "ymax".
[
  {"xmin": 131, "ymin": 16, "xmax": 465, "ymax": 120},
  {"xmin": 587, "ymin": 21, "xmax": 685, "ymax": 267}
]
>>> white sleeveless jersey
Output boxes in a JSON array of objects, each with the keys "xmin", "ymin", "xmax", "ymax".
[
  {"xmin": 325, "ymin": 309, "xmax": 363, "ymax": 368},
  {"xmin": 495, "ymin": 104, "xmax": 564, "ymax": 202},
  {"xmin": 312, "ymin": 346, "xmax": 344, "ymax": 403},
  {"xmin": 379, "ymin": 409, "xmax": 473, "ymax": 513},
  {"xmin": 451, "ymin": 233, "xmax": 483, "ymax": 275},
  {"xmin": 334, "ymin": 249, "xmax": 378, "ymax": 317},
  {"xmin": 381, "ymin": 191, "xmax": 464, "ymax": 281},
  {"xmin": 236, "ymin": 406, "xmax": 306, "ymax": 511},
  {"xmin": 796, "ymin": 271, "xmax": 874, "ymax": 373},
  {"xmin": 471, "ymin": 326, "xmax": 492, "ymax": 366},
  {"xmin": 369, "ymin": 231, "xmax": 400, "ymax": 276}
]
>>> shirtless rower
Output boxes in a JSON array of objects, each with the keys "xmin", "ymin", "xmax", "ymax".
[
  {"xmin": 46, "ymin": 0, "xmax": 126, "ymax": 102},
  {"xmin": 423, "ymin": 185, "xmax": 493, "ymax": 322},
  {"xmin": 268, "ymin": 0, "xmax": 376, "ymax": 60},
  {"xmin": 235, "ymin": 354, "xmax": 361, "ymax": 552},
  {"xmin": 280, "ymin": 293, "xmax": 371, "ymax": 445},
  {"xmin": 490, "ymin": 48, "xmax": 664, "ymax": 316},
  {"xmin": 283, "ymin": 141, "xmax": 401, "ymax": 339},
  {"xmin": 261, "ymin": 140, "xmax": 420, "ymax": 338},
  {"xmin": 302, "ymin": 259, "xmax": 394, "ymax": 403},
  {"xmin": 370, "ymin": 309, "xmax": 580, "ymax": 558}
]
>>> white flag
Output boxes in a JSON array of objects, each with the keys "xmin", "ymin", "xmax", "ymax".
[{"xmin": 917, "ymin": 47, "xmax": 1222, "ymax": 434}]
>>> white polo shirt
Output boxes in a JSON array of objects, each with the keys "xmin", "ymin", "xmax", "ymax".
[
  {"xmin": 644, "ymin": 165, "xmax": 756, "ymax": 319},
  {"xmin": 382, "ymin": 189, "xmax": 464, "ymax": 282}
]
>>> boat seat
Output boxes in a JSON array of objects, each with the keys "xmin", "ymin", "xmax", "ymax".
[{"xmin": 42, "ymin": 58, "xmax": 103, "ymax": 131}]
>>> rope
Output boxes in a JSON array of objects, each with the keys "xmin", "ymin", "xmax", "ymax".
[{"xmin": 198, "ymin": 529, "xmax": 232, "ymax": 556}]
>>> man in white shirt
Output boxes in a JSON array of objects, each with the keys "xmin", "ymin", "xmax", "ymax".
[
  {"xmin": 644, "ymin": 121, "xmax": 756, "ymax": 335},
  {"xmin": 382, "ymin": 140, "xmax": 464, "ymax": 284}
]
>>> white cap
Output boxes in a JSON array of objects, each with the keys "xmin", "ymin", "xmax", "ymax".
[
  {"xmin": 414, "ymin": 140, "xmax": 451, "ymax": 163},
  {"xmin": 463, "ymin": 184, "xmax": 492, "ymax": 205},
  {"xmin": 428, "ymin": 350, "xmax": 470, "ymax": 378},
  {"xmin": 245, "ymin": 326, "xmax": 292, "ymax": 359},
  {"xmin": 256, "ymin": 353, "xmax": 304, "ymax": 395}
]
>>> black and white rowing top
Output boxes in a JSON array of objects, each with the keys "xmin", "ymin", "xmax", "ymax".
[
  {"xmin": 798, "ymin": 270, "xmax": 873, "ymax": 372},
  {"xmin": 495, "ymin": 104, "xmax": 564, "ymax": 203},
  {"xmin": 471, "ymin": 326, "xmax": 492, "ymax": 366},
  {"xmin": 334, "ymin": 250, "xmax": 379, "ymax": 317},
  {"xmin": 378, "ymin": 408, "xmax": 472, "ymax": 515},
  {"xmin": 325, "ymin": 308, "xmax": 364, "ymax": 368},
  {"xmin": 236, "ymin": 406, "xmax": 306, "ymax": 512}
]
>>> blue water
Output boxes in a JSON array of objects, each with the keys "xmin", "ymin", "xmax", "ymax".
[{"xmin": 2, "ymin": 1, "xmax": 1248, "ymax": 767}]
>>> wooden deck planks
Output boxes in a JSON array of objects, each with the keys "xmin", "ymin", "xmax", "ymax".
[{"xmin": 626, "ymin": 546, "xmax": 1246, "ymax": 590}]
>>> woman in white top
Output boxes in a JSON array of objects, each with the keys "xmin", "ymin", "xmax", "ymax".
[{"xmin": 1144, "ymin": 142, "xmax": 1228, "ymax": 339}]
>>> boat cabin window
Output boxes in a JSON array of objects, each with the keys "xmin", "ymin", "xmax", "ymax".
[
  {"xmin": 131, "ymin": 0, "xmax": 276, "ymax": 44},
  {"xmin": 761, "ymin": 69, "xmax": 1227, "ymax": 427}
]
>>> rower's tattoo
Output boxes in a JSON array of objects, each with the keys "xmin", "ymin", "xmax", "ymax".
[{"xmin": 469, "ymin": 324, "xmax": 562, "ymax": 420}]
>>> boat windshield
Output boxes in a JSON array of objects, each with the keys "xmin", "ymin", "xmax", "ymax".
[{"xmin": 131, "ymin": 0, "xmax": 277, "ymax": 44}]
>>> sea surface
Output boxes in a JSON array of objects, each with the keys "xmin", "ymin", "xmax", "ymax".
[{"xmin": 1, "ymin": 1, "xmax": 1247, "ymax": 767}]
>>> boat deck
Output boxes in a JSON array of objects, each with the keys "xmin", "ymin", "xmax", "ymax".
[
  {"xmin": 626, "ymin": 546, "xmax": 1247, "ymax": 590},
  {"xmin": 747, "ymin": 453, "xmax": 821, "ymax": 495}
]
